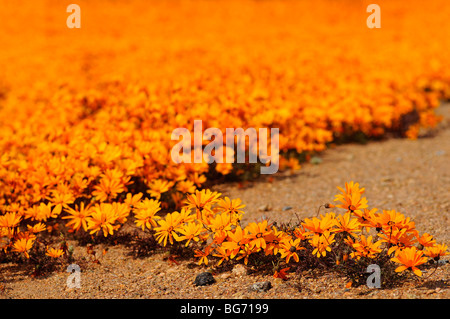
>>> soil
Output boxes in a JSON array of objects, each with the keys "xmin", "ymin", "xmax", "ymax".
[{"xmin": 0, "ymin": 104, "xmax": 449, "ymax": 300}]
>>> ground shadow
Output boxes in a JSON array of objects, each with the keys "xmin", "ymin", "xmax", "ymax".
[{"xmin": 417, "ymin": 279, "xmax": 449, "ymax": 290}]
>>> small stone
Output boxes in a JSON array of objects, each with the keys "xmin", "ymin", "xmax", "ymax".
[
  {"xmin": 194, "ymin": 272, "xmax": 215, "ymax": 286},
  {"xmin": 273, "ymin": 278, "xmax": 285, "ymax": 286},
  {"xmin": 166, "ymin": 267, "xmax": 178, "ymax": 274},
  {"xmin": 249, "ymin": 281, "xmax": 272, "ymax": 292},
  {"xmin": 258, "ymin": 204, "xmax": 271, "ymax": 212},
  {"xmin": 219, "ymin": 272, "xmax": 232, "ymax": 280},
  {"xmin": 233, "ymin": 292, "xmax": 249, "ymax": 299},
  {"xmin": 232, "ymin": 264, "xmax": 247, "ymax": 277},
  {"xmin": 310, "ymin": 156, "xmax": 323, "ymax": 165},
  {"xmin": 282, "ymin": 206, "xmax": 292, "ymax": 211}
]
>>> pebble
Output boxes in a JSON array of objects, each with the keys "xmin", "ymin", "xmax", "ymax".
[
  {"xmin": 193, "ymin": 272, "xmax": 216, "ymax": 286},
  {"xmin": 233, "ymin": 292, "xmax": 249, "ymax": 299},
  {"xmin": 219, "ymin": 272, "xmax": 232, "ymax": 280},
  {"xmin": 232, "ymin": 264, "xmax": 247, "ymax": 277},
  {"xmin": 282, "ymin": 206, "xmax": 293, "ymax": 211},
  {"xmin": 310, "ymin": 156, "xmax": 323, "ymax": 164},
  {"xmin": 258, "ymin": 204, "xmax": 271, "ymax": 212},
  {"xmin": 166, "ymin": 267, "xmax": 178, "ymax": 274},
  {"xmin": 249, "ymin": 281, "xmax": 272, "ymax": 292}
]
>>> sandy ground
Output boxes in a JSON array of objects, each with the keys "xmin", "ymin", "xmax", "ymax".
[{"xmin": 0, "ymin": 104, "xmax": 449, "ymax": 300}]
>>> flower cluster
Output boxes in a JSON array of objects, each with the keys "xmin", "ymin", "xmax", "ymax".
[{"xmin": 147, "ymin": 182, "xmax": 447, "ymax": 283}]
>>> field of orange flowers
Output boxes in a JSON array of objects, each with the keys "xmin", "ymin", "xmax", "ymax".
[{"xmin": 0, "ymin": 0, "xmax": 449, "ymax": 285}]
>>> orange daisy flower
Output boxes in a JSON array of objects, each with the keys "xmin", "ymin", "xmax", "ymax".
[{"xmin": 391, "ymin": 246, "xmax": 428, "ymax": 276}]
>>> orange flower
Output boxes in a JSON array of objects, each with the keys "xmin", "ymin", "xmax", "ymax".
[
  {"xmin": 86, "ymin": 203, "xmax": 118, "ymax": 237},
  {"xmin": 184, "ymin": 189, "xmax": 221, "ymax": 222},
  {"xmin": 333, "ymin": 182, "xmax": 368, "ymax": 215},
  {"xmin": 62, "ymin": 202, "xmax": 91, "ymax": 232},
  {"xmin": 265, "ymin": 226, "xmax": 291, "ymax": 256},
  {"xmin": 174, "ymin": 222, "xmax": 204, "ymax": 246},
  {"xmin": 212, "ymin": 230, "xmax": 228, "ymax": 245},
  {"xmin": 24, "ymin": 203, "xmax": 61, "ymax": 222},
  {"xmin": 221, "ymin": 226, "xmax": 249, "ymax": 258},
  {"xmin": 424, "ymin": 243, "xmax": 449, "ymax": 261},
  {"xmin": 212, "ymin": 246, "xmax": 232, "ymax": 266},
  {"xmin": 375, "ymin": 209, "xmax": 415, "ymax": 233},
  {"xmin": 352, "ymin": 208, "xmax": 379, "ymax": 231},
  {"xmin": 154, "ymin": 211, "xmax": 183, "ymax": 246},
  {"xmin": 378, "ymin": 228, "xmax": 417, "ymax": 256},
  {"xmin": 310, "ymin": 232, "xmax": 335, "ymax": 258},
  {"xmin": 302, "ymin": 214, "xmax": 335, "ymax": 236},
  {"xmin": 133, "ymin": 199, "xmax": 161, "ymax": 230},
  {"xmin": 46, "ymin": 247, "xmax": 64, "ymax": 258},
  {"xmin": 208, "ymin": 212, "xmax": 233, "ymax": 233},
  {"xmin": 279, "ymin": 238, "xmax": 305, "ymax": 263},
  {"xmin": 417, "ymin": 233, "xmax": 436, "ymax": 248},
  {"xmin": 236, "ymin": 245, "xmax": 259, "ymax": 265},
  {"xmin": 292, "ymin": 226, "xmax": 308, "ymax": 241},
  {"xmin": 273, "ymin": 267, "xmax": 290, "ymax": 280},
  {"xmin": 391, "ymin": 246, "xmax": 428, "ymax": 276},
  {"xmin": 124, "ymin": 192, "xmax": 143, "ymax": 208},
  {"xmin": 189, "ymin": 173, "xmax": 207, "ymax": 188},
  {"xmin": 0, "ymin": 212, "xmax": 22, "ymax": 228},
  {"xmin": 49, "ymin": 191, "xmax": 75, "ymax": 209},
  {"xmin": 26, "ymin": 222, "xmax": 47, "ymax": 233},
  {"xmin": 112, "ymin": 202, "xmax": 131, "ymax": 225},
  {"xmin": 347, "ymin": 235, "xmax": 383, "ymax": 260},
  {"xmin": 147, "ymin": 179, "xmax": 174, "ymax": 200},
  {"xmin": 176, "ymin": 180, "xmax": 196, "ymax": 194},
  {"xmin": 215, "ymin": 163, "xmax": 233, "ymax": 175},
  {"xmin": 194, "ymin": 246, "xmax": 212, "ymax": 266},
  {"xmin": 216, "ymin": 197, "xmax": 245, "ymax": 218},
  {"xmin": 12, "ymin": 238, "xmax": 35, "ymax": 258},
  {"xmin": 244, "ymin": 220, "xmax": 272, "ymax": 250},
  {"xmin": 92, "ymin": 174, "xmax": 127, "ymax": 202},
  {"xmin": 334, "ymin": 212, "xmax": 361, "ymax": 237}
]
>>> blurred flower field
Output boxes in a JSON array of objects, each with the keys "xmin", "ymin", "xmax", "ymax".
[{"xmin": 0, "ymin": 0, "xmax": 449, "ymax": 281}]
